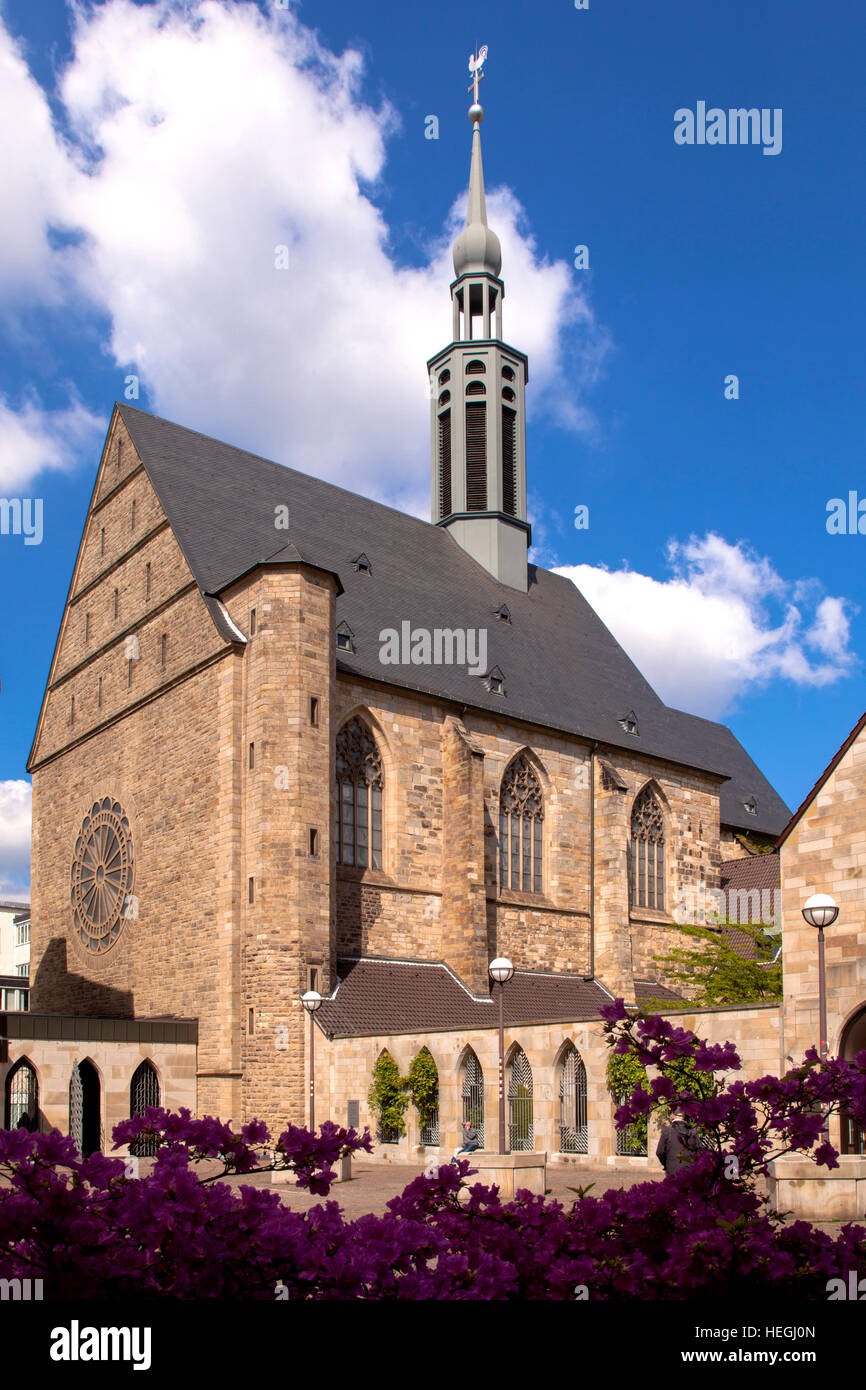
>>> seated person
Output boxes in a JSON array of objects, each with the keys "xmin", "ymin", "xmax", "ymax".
[{"xmin": 452, "ymin": 1120, "xmax": 481, "ymax": 1160}]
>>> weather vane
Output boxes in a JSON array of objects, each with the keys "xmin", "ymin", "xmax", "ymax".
[{"xmin": 467, "ymin": 43, "xmax": 488, "ymax": 106}]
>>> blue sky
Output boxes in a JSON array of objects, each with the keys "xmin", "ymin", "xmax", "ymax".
[{"xmin": 0, "ymin": 0, "xmax": 864, "ymax": 894}]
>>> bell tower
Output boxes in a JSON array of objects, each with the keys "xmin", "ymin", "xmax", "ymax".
[{"xmin": 428, "ymin": 46, "xmax": 531, "ymax": 592}]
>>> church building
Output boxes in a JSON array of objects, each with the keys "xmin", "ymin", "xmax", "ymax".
[{"xmin": 3, "ymin": 79, "xmax": 803, "ymax": 1171}]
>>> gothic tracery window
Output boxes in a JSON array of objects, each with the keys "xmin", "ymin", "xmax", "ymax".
[
  {"xmin": 630, "ymin": 784, "xmax": 665, "ymax": 910},
  {"xmin": 499, "ymin": 753, "xmax": 543, "ymax": 893},
  {"xmin": 335, "ymin": 717, "xmax": 384, "ymax": 869}
]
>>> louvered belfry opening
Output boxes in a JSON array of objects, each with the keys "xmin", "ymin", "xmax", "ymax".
[
  {"xmin": 465, "ymin": 401, "xmax": 487, "ymax": 510},
  {"xmin": 438, "ymin": 409, "xmax": 452, "ymax": 517},
  {"xmin": 502, "ymin": 405, "xmax": 517, "ymax": 516}
]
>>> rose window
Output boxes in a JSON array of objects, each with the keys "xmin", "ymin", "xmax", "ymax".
[{"xmin": 70, "ymin": 798, "xmax": 134, "ymax": 953}]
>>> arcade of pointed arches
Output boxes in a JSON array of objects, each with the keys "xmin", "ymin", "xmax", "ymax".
[{"xmin": 372, "ymin": 1039, "xmax": 600, "ymax": 1155}]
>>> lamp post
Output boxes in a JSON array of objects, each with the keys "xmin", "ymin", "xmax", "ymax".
[
  {"xmin": 301, "ymin": 990, "xmax": 322, "ymax": 1131},
  {"xmin": 801, "ymin": 894, "xmax": 839, "ymax": 1061},
  {"xmin": 489, "ymin": 957, "xmax": 514, "ymax": 1154}
]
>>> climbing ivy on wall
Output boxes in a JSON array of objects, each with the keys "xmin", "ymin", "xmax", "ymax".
[
  {"xmin": 406, "ymin": 1048, "xmax": 439, "ymax": 1128},
  {"xmin": 368, "ymin": 1051, "xmax": 407, "ymax": 1140},
  {"xmin": 606, "ymin": 1049, "xmax": 650, "ymax": 1151}
]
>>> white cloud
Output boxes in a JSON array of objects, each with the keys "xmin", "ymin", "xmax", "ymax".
[
  {"xmin": 0, "ymin": 0, "xmax": 605, "ymax": 516},
  {"xmin": 0, "ymin": 23, "xmax": 73, "ymax": 302},
  {"xmin": 0, "ymin": 394, "xmax": 105, "ymax": 493},
  {"xmin": 555, "ymin": 533, "xmax": 857, "ymax": 718},
  {"xmin": 0, "ymin": 780, "xmax": 31, "ymax": 898}
]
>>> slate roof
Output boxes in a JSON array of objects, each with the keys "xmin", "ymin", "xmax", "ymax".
[
  {"xmin": 315, "ymin": 957, "xmax": 612, "ymax": 1039},
  {"xmin": 117, "ymin": 404, "xmax": 790, "ymax": 836}
]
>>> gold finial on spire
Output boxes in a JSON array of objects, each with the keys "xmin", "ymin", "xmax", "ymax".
[{"xmin": 467, "ymin": 43, "xmax": 488, "ymax": 120}]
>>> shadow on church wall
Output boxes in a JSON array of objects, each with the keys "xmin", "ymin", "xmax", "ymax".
[{"xmin": 31, "ymin": 938, "xmax": 135, "ymax": 1017}]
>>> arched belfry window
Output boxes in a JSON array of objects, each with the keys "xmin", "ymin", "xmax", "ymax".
[
  {"xmin": 630, "ymin": 784, "xmax": 665, "ymax": 910},
  {"xmin": 499, "ymin": 754, "xmax": 543, "ymax": 893},
  {"xmin": 438, "ymin": 406, "xmax": 452, "ymax": 517},
  {"xmin": 335, "ymin": 717, "xmax": 384, "ymax": 869}
]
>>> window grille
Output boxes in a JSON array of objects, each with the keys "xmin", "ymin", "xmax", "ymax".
[
  {"xmin": 461, "ymin": 1050, "xmax": 484, "ymax": 1146},
  {"xmin": 630, "ymin": 785, "xmax": 665, "ymax": 910},
  {"xmin": 558, "ymin": 1045, "xmax": 588, "ymax": 1153},
  {"xmin": 129, "ymin": 1061, "xmax": 160, "ymax": 1158},
  {"xmin": 420, "ymin": 1106, "xmax": 440, "ymax": 1146},
  {"xmin": 335, "ymin": 717, "xmax": 384, "ymax": 869},
  {"xmin": 613, "ymin": 1089, "xmax": 648, "ymax": 1156},
  {"xmin": 69, "ymin": 1060, "xmax": 102, "ymax": 1156},
  {"xmin": 5, "ymin": 1060, "xmax": 38, "ymax": 1130},
  {"xmin": 499, "ymin": 754, "xmax": 543, "ymax": 893},
  {"xmin": 507, "ymin": 1048, "xmax": 534, "ymax": 1152}
]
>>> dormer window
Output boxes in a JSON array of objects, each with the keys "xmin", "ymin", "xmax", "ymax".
[
  {"xmin": 619, "ymin": 710, "xmax": 639, "ymax": 736},
  {"xmin": 743, "ymin": 795, "xmax": 758, "ymax": 816},
  {"xmin": 495, "ymin": 604, "xmax": 512, "ymax": 624},
  {"xmin": 336, "ymin": 620, "xmax": 355, "ymax": 653},
  {"xmin": 352, "ymin": 554, "xmax": 372, "ymax": 575},
  {"xmin": 483, "ymin": 665, "xmax": 506, "ymax": 696}
]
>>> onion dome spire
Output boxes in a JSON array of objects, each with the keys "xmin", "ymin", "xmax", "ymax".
[{"xmin": 452, "ymin": 47, "xmax": 502, "ymax": 278}]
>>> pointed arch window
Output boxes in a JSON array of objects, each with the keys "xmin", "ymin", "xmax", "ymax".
[
  {"xmin": 5, "ymin": 1058, "xmax": 38, "ymax": 1130},
  {"xmin": 129, "ymin": 1060, "xmax": 160, "ymax": 1158},
  {"xmin": 461, "ymin": 1049, "xmax": 484, "ymax": 1146},
  {"xmin": 558, "ymin": 1044, "xmax": 588, "ymax": 1154},
  {"xmin": 499, "ymin": 753, "xmax": 543, "ymax": 893},
  {"xmin": 335, "ymin": 717, "xmax": 384, "ymax": 869},
  {"xmin": 507, "ymin": 1046, "xmax": 534, "ymax": 1151},
  {"xmin": 630, "ymin": 784, "xmax": 665, "ymax": 910}
]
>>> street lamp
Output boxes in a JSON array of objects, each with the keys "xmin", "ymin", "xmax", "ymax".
[
  {"xmin": 489, "ymin": 957, "xmax": 514, "ymax": 1154},
  {"xmin": 301, "ymin": 990, "xmax": 322, "ymax": 1130},
  {"xmin": 801, "ymin": 895, "xmax": 839, "ymax": 1060}
]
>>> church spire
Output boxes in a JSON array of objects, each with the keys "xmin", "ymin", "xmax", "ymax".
[
  {"xmin": 452, "ymin": 102, "xmax": 502, "ymax": 280},
  {"xmin": 427, "ymin": 46, "xmax": 530, "ymax": 593}
]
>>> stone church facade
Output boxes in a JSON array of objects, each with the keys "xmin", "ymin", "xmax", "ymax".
[{"xmin": 4, "ymin": 88, "xmax": 818, "ymax": 1176}]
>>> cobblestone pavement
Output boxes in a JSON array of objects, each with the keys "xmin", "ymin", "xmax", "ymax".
[
  {"xmin": 220, "ymin": 1159, "xmax": 674, "ymax": 1219},
  {"xmin": 217, "ymin": 1159, "xmax": 850, "ymax": 1235}
]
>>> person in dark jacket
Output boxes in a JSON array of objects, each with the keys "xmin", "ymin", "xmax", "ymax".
[
  {"xmin": 656, "ymin": 1112, "xmax": 701, "ymax": 1175},
  {"xmin": 452, "ymin": 1121, "xmax": 481, "ymax": 1159}
]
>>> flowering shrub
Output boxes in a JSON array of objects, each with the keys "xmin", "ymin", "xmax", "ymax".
[{"xmin": 1, "ymin": 1007, "xmax": 865, "ymax": 1299}]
